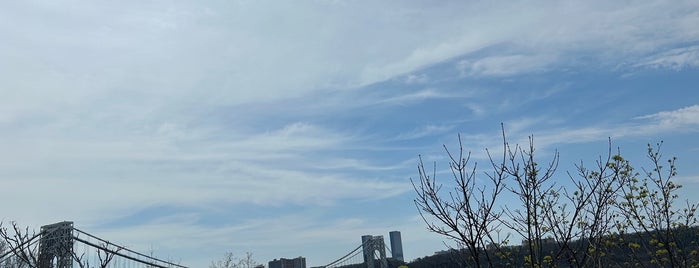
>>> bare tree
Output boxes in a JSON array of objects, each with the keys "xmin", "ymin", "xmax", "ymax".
[
  {"xmin": 614, "ymin": 142, "xmax": 699, "ymax": 268},
  {"xmin": 0, "ymin": 238, "xmax": 9, "ymax": 268},
  {"xmin": 542, "ymin": 141, "xmax": 626, "ymax": 267},
  {"xmin": 210, "ymin": 252, "xmax": 236, "ymax": 268},
  {"xmin": 412, "ymin": 131, "xmax": 508, "ymax": 268},
  {"xmin": 94, "ymin": 241, "xmax": 121, "ymax": 268},
  {"xmin": 237, "ymin": 252, "xmax": 260, "ymax": 268},
  {"xmin": 210, "ymin": 252, "xmax": 260, "ymax": 268},
  {"xmin": 0, "ymin": 222, "xmax": 40, "ymax": 268},
  {"xmin": 67, "ymin": 233, "xmax": 123, "ymax": 268},
  {"xmin": 413, "ymin": 129, "xmax": 699, "ymax": 268},
  {"xmin": 71, "ymin": 249, "xmax": 89, "ymax": 268},
  {"xmin": 499, "ymin": 136, "xmax": 559, "ymax": 268}
]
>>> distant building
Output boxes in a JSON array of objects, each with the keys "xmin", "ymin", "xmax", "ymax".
[
  {"xmin": 434, "ymin": 249, "xmax": 458, "ymax": 255},
  {"xmin": 389, "ymin": 231, "xmax": 404, "ymax": 261},
  {"xmin": 521, "ymin": 237, "xmax": 555, "ymax": 247},
  {"xmin": 486, "ymin": 242, "xmax": 499, "ymax": 251},
  {"xmin": 268, "ymin": 257, "xmax": 306, "ymax": 268}
]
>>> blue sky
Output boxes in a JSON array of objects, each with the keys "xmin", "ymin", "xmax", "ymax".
[{"xmin": 2, "ymin": 1, "xmax": 699, "ymax": 267}]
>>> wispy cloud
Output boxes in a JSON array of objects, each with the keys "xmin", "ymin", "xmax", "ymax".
[
  {"xmin": 675, "ymin": 175, "xmax": 699, "ymax": 184},
  {"xmin": 635, "ymin": 104, "xmax": 699, "ymax": 129},
  {"xmin": 2, "ymin": 1, "xmax": 699, "ymax": 267},
  {"xmin": 636, "ymin": 46, "xmax": 699, "ymax": 70},
  {"xmin": 0, "ymin": 120, "xmax": 410, "ymax": 226},
  {"xmin": 376, "ymin": 89, "xmax": 455, "ymax": 106},
  {"xmin": 404, "ymin": 73, "xmax": 430, "ymax": 84},
  {"xmin": 458, "ymin": 54, "xmax": 557, "ymax": 77},
  {"xmin": 501, "ymin": 105, "xmax": 699, "ymax": 152},
  {"xmin": 223, "ymin": 122, "xmax": 349, "ymax": 156},
  {"xmin": 395, "ymin": 124, "xmax": 455, "ymax": 141}
]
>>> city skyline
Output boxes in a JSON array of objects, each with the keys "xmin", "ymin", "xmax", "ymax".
[{"xmin": 2, "ymin": 1, "xmax": 699, "ymax": 267}]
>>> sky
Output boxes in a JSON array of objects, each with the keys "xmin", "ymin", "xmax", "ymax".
[{"xmin": 1, "ymin": 0, "xmax": 699, "ymax": 267}]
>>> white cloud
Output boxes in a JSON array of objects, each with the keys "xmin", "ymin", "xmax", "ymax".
[
  {"xmin": 675, "ymin": 175, "xmax": 699, "ymax": 184},
  {"xmin": 458, "ymin": 54, "xmax": 557, "ymax": 77},
  {"xmin": 636, "ymin": 104, "xmax": 699, "ymax": 131},
  {"xmin": 223, "ymin": 122, "xmax": 348, "ymax": 155},
  {"xmin": 1, "ymin": 0, "xmax": 697, "ymax": 126},
  {"xmin": 395, "ymin": 125, "xmax": 455, "ymax": 141},
  {"xmin": 2, "ymin": 1, "xmax": 699, "ymax": 266},
  {"xmin": 404, "ymin": 74, "xmax": 430, "ymax": 84},
  {"xmin": 456, "ymin": 1, "xmax": 699, "ymax": 77},
  {"xmin": 376, "ymin": 89, "xmax": 452, "ymax": 106},
  {"xmin": 497, "ymin": 105, "xmax": 699, "ymax": 152},
  {"xmin": 312, "ymin": 158, "xmax": 413, "ymax": 172},
  {"xmin": 636, "ymin": 46, "xmax": 699, "ymax": 70},
  {"xmin": 0, "ymin": 118, "xmax": 412, "ymax": 229}
]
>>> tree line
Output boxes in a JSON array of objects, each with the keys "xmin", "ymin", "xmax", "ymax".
[{"xmin": 412, "ymin": 127, "xmax": 698, "ymax": 268}]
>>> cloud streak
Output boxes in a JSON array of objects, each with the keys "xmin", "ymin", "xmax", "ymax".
[
  {"xmin": 2, "ymin": 1, "xmax": 699, "ymax": 267},
  {"xmin": 497, "ymin": 105, "xmax": 699, "ymax": 154}
]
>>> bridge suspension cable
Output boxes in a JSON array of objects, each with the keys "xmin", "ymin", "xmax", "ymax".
[
  {"xmin": 1, "ymin": 222, "xmax": 189, "ymax": 268},
  {"xmin": 72, "ymin": 227, "xmax": 188, "ymax": 268},
  {"xmin": 0, "ymin": 232, "xmax": 42, "ymax": 262},
  {"xmin": 321, "ymin": 243, "xmax": 365, "ymax": 268},
  {"xmin": 0, "ymin": 223, "xmax": 65, "ymax": 263}
]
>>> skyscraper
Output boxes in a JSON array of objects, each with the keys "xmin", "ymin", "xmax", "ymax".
[{"xmin": 389, "ymin": 231, "xmax": 404, "ymax": 261}]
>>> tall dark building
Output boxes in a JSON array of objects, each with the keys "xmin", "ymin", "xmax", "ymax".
[
  {"xmin": 389, "ymin": 231, "xmax": 404, "ymax": 261},
  {"xmin": 268, "ymin": 257, "xmax": 306, "ymax": 268}
]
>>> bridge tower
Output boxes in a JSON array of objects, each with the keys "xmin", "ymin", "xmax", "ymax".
[
  {"xmin": 361, "ymin": 235, "xmax": 388, "ymax": 268},
  {"xmin": 38, "ymin": 221, "xmax": 74, "ymax": 268}
]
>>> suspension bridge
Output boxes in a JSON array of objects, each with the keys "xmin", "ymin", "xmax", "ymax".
[
  {"xmin": 318, "ymin": 233, "xmax": 405, "ymax": 268},
  {"xmin": 0, "ymin": 221, "xmax": 186, "ymax": 268},
  {"xmin": 0, "ymin": 221, "xmax": 405, "ymax": 268}
]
